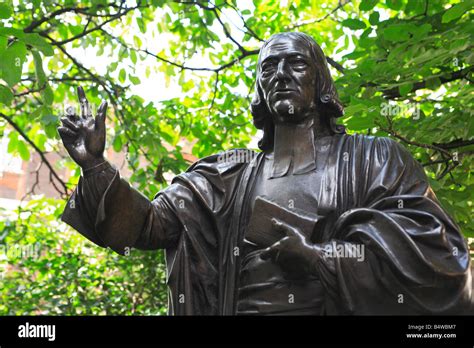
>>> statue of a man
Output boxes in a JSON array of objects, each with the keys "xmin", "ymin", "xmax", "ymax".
[{"xmin": 58, "ymin": 32, "xmax": 472, "ymax": 315}]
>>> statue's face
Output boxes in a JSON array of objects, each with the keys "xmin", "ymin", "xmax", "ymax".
[{"xmin": 259, "ymin": 36, "xmax": 317, "ymax": 124}]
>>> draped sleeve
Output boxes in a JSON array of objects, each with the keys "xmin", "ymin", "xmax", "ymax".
[
  {"xmin": 317, "ymin": 136, "xmax": 472, "ymax": 315},
  {"xmin": 60, "ymin": 151, "xmax": 252, "ymax": 315},
  {"xmin": 60, "ymin": 161, "xmax": 182, "ymax": 255}
]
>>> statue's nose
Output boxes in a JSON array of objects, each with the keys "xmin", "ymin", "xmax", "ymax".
[{"xmin": 276, "ymin": 60, "xmax": 290, "ymax": 81}]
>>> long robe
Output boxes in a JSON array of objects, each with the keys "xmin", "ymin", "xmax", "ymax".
[{"xmin": 61, "ymin": 133, "xmax": 473, "ymax": 315}]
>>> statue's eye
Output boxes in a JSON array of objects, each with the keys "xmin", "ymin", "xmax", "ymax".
[
  {"xmin": 290, "ymin": 58, "xmax": 308, "ymax": 70},
  {"xmin": 261, "ymin": 61, "xmax": 277, "ymax": 74}
]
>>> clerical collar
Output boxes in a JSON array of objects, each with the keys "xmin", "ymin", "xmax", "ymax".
[{"xmin": 270, "ymin": 118, "xmax": 317, "ymax": 178}]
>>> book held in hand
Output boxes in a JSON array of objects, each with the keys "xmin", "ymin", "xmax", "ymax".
[{"xmin": 246, "ymin": 196, "xmax": 324, "ymax": 248}]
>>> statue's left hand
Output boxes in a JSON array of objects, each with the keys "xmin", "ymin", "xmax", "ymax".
[
  {"xmin": 260, "ymin": 218, "xmax": 323, "ymax": 279},
  {"xmin": 58, "ymin": 86, "xmax": 108, "ymax": 170}
]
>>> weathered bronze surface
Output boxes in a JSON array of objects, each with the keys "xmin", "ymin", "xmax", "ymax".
[{"xmin": 58, "ymin": 32, "xmax": 472, "ymax": 315}]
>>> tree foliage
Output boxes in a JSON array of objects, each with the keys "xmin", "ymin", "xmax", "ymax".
[{"xmin": 0, "ymin": 0, "xmax": 472, "ymax": 314}]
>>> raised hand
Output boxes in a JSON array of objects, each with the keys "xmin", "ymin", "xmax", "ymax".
[{"xmin": 58, "ymin": 86, "xmax": 108, "ymax": 169}]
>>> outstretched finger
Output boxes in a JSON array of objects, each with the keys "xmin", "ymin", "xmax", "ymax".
[
  {"xmin": 58, "ymin": 126, "xmax": 78, "ymax": 143},
  {"xmin": 77, "ymin": 86, "xmax": 91, "ymax": 119},
  {"xmin": 60, "ymin": 117, "xmax": 80, "ymax": 131},
  {"xmin": 95, "ymin": 101, "xmax": 107, "ymax": 132},
  {"xmin": 271, "ymin": 218, "xmax": 301, "ymax": 238}
]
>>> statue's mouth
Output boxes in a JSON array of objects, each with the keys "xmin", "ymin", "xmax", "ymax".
[{"xmin": 273, "ymin": 88, "xmax": 297, "ymax": 97}]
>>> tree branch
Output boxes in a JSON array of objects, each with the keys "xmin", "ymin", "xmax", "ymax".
[
  {"xmin": 221, "ymin": 0, "xmax": 263, "ymax": 42},
  {"xmin": 326, "ymin": 56, "xmax": 345, "ymax": 73},
  {"xmin": 100, "ymin": 27, "xmax": 259, "ymax": 73},
  {"xmin": 23, "ymin": 1, "xmax": 139, "ymax": 33},
  {"xmin": 50, "ymin": 4, "xmax": 142, "ymax": 46},
  {"xmin": 21, "ymin": 161, "xmax": 42, "ymax": 200},
  {"xmin": 382, "ymin": 66, "xmax": 473, "ymax": 99},
  {"xmin": 210, "ymin": 5, "xmax": 247, "ymax": 53},
  {"xmin": 433, "ymin": 138, "xmax": 474, "ymax": 150},
  {"xmin": 289, "ymin": 0, "xmax": 351, "ymax": 29},
  {"xmin": 0, "ymin": 112, "xmax": 69, "ymax": 196},
  {"xmin": 208, "ymin": 71, "xmax": 219, "ymax": 116},
  {"xmin": 173, "ymin": 1, "xmax": 345, "ymax": 73},
  {"xmin": 377, "ymin": 115, "xmax": 452, "ymax": 157},
  {"xmin": 375, "ymin": 115, "xmax": 468, "ymax": 179},
  {"xmin": 14, "ymin": 85, "xmax": 46, "ymax": 97},
  {"xmin": 24, "ymin": 6, "xmax": 90, "ymax": 33}
]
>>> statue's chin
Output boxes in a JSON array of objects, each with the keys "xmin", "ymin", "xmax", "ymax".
[
  {"xmin": 271, "ymin": 105, "xmax": 307, "ymax": 124},
  {"xmin": 273, "ymin": 113, "xmax": 301, "ymax": 124},
  {"xmin": 268, "ymin": 96, "xmax": 317, "ymax": 124}
]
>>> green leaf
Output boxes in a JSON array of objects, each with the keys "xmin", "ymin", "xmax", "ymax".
[
  {"xmin": 405, "ymin": 0, "xmax": 425, "ymax": 16},
  {"xmin": 44, "ymin": 122, "xmax": 57, "ymax": 139},
  {"xmin": 369, "ymin": 11, "xmax": 380, "ymax": 25},
  {"xmin": 7, "ymin": 131, "xmax": 18, "ymax": 153},
  {"xmin": 129, "ymin": 75, "xmax": 140, "ymax": 85},
  {"xmin": 32, "ymin": 50, "xmax": 46, "ymax": 85},
  {"xmin": 119, "ymin": 68, "xmax": 126, "ymax": 83},
  {"xmin": 360, "ymin": 0, "xmax": 378, "ymax": 11},
  {"xmin": 342, "ymin": 18, "xmax": 367, "ymax": 30},
  {"xmin": 442, "ymin": 1, "xmax": 473, "ymax": 23},
  {"xmin": 425, "ymin": 77, "xmax": 441, "ymax": 91},
  {"xmin": 41, "ymin": 113, "xmax": 58, "ymax": 125},
  {"xmin": 344, "ymin": 103, "xmax": 366, "ymax": 116},
  {"xmin": 383, "ymin": 24, "xmax": 415, "ymax": 42},
  {"xmin": 0, "ymin": 85, "xmax": 13, "ymax": 105},
  {"xmin": 345, "ymin": 114, "xmax": 373, "ymax": 131},
  {"xmin": 32, "ymin": 50, "xmax": 53, "ymax": 105},
  {"xmin": 420, "ymin": 103, "xmax": 434, "ymax": 116},
  {"xmin": 17, "ymin": 140, "xmax": 30, "ymax": 162},
  {"xmin": 57, "ymin": 24, "xmax": 68, "ymax": 40},
  {"xmin": 0, "ymin": 27, "xmax": 25, "ymax": 39},
  {"xmin": 109, "ymin": 62, "xmax": 118, "ymax": 72},
  {"xmin": 359, "ymin": 29, "xmax": 376, "ymax": 48},
  {"xmin": 412, "ymin": 23, "xmax": 432, "ymax": 40},
  {"xmin": 0, "ymin": 2, "xmax": 12, "ymax": 19},
  {"xmin": 22, "ymin": 34, "xmax": 54, "ymax": 56},
  {"xmin": 0, "ymin": 41, "xmax": 27, "ymax": 87},
  {"xmin": 0, "ymin": 35, "xmax": 7, "ymax": 50},
  {"xmin": 137, "ymin": 17, "xmax": 146, "ymax": 34},
  {"xmin": 386, "ymin": 0, "xmax": 404, "ymax": 10},
  {"xmin": 358, "ymin": 58, "xmax": 376, "ymax": 73},
  {"xmin": 41, "ymin": 85, "xmax": 54, "ymax": 105},
  {"xmin": 130, "ymin": 50, "xmax": 137, "ymax": 64},
  {"xmin": 113, "ymin": 134, "xmax": 123, "ymax": 152},
  {"xmin": 344, "ymin": 50, "xmax": 367, "ymax": 60},
  {"xmin": 133, "ymin": 35, "xmax": 142, "ymax": 48},
  {"xmin": 399, "ymin": 83, "xmax": 413, "ymax": 97},
  {"xmin": 69, "ymin": 25, "xmax": 83, "ymax": 36}
]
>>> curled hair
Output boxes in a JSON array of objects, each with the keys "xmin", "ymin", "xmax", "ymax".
[{"xmin": 250, "ymin": 32, "xmax": 345, "ymax": 151}]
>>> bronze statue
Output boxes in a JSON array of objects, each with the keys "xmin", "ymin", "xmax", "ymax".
[{"xmin": 58, "ymin": 32, "xmax": 472, "ymax": 315}]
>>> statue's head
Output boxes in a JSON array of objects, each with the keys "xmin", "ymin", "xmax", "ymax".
[{"xmin": 251, "ymin": 32, "xmax": 344, "ymax": 150}]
